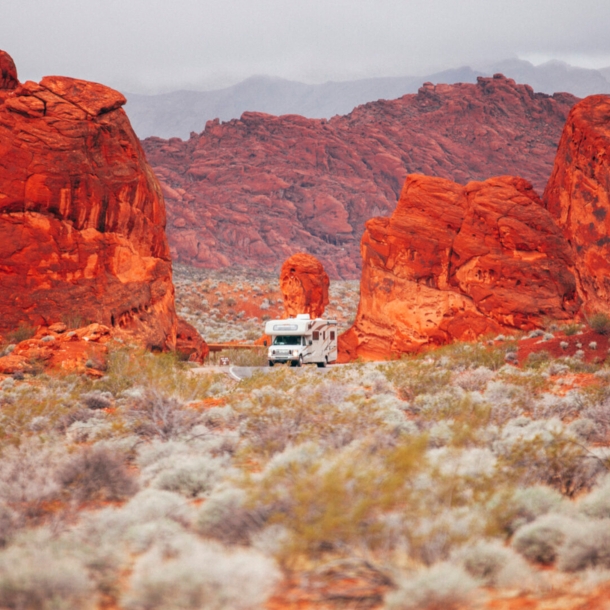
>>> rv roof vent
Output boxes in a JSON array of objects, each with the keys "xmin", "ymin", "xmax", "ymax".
[{"xmin": 296, "ymin": 314, "xmax": 311, "ymax": 320}]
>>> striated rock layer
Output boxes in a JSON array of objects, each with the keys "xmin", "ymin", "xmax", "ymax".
[
  {"xmin": 340, "ymin": 174, "xmax": 579, "ymax": 361},
  {"xmin": 142, "ymin": 75, "xmax": 578, "ymax": 278},
  {"xmin": 0, "ymin": 51, "xmax": 177, "ymax": 349},
  {"xmin": 280, "ymin": 253, "xmax": 329, "ymax": 319},
  {"xmin": 544, "ymin": 94, "xmax": 610, "ymax": 314}
]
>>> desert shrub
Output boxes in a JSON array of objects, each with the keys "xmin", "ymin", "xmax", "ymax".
[
  {"xmin": 122, "ymin": 489, "xmax": 195, "ymax": 528},
  {"xmin": 125, "ymin": 389, "xmax": 201, "ymax": 440},
  {"xmin": 557, "ymin": 520, "xmax": 610, "ymax": 571},
  {"xmin": 532, "ymin": 390, "xmax": 584, "ymax": 420},
  {"xmin": 0, "ymin": 542, "xmax": 95, "ymax": 610},
  {"xmin": 5, "ymin": 323, "xmax": 36, "ymax": 344},
  {"xmin": 454, "ymin": 367, "xmax": 495, "ymax": 392},
  {"xmin": 197, "ymin": 486, "xmax": 270, "ymax": 545},
  {"xmin": 562, "ymin": 323, "xmax": 581, "ymax": 336},
  {"xmin": 578, "ymin": 476, "xmax": 610, "ymax": 519},
  {"xmin": 137, "ymin": 440, "xmax": 230, "ymax": 498},
  {"xmin": 581, "ymin": 400, "xmax": 610, "ymax": 442},
  {"xmin": 568, "ymin": 418, "xmax": 599, "ymax": 441},
  {"xmin": 452, "ymin": 540, "xmax": 533, "ymax": 587},
  {"xmin": 385, "ymin": 563, "xmax": 478, "ymax": 610},
  {"xmin": 80, "ymin": 390, "xmax": 113, "ymax": 410},
  {"xmin": 524, "ymin": 350, "xmax": 551, "ymax": 370},
  {"xmin": 57, "ymin": 445, "xmax": 138, "ymax": 502},
  {"xmin": 393, "ymin": 366, "xmax": 452, "ymax": 400},
  {"xmin": 122, "ymin": 540, "xmax": 280, "ymax": 610},
  {"xmin": 496, "ymin": 485, "xmax": 564, "ymax": 535},
  {"xmin": 511, "ymin": 514, "xmax": 575, "ymax": 564},
  {"xmin": 589, "ymin": 313, "xmax": 610, "ymax": 335},
  {"xmin": 495, "ymin": 418, "xmax": 604, "ymax": 496},
  {"xmin": 0, "ymin": 439, "xmax": 67, "ymax": 518}
]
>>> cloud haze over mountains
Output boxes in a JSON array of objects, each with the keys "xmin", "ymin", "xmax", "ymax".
[
  {"xmin": 3, "ymin": 0, "xmax": 610, "ymax": 94},
  {"xmin": 128, "ymin": 59, "xmax": 610, "ymax": 139}
]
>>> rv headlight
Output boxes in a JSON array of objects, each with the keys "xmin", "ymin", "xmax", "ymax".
[{"xmin": 292, "ymin": 349, "xmax": 299, "ymax": 357}]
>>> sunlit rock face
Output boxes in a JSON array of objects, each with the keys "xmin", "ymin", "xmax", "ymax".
[
  {"xmin": 340, "ymin": 174, "xmax": 579, "ymax": 361},
  {"xmin": 142, "ymin": 74, "xmax": 577, "ymax": 279},
  {"xmin": 0, "ymin": 51, "xmax": 177, "ymax": 350},
  {"xmin": 280, "ymin": 253, "xmax": 330, "ymax": 319},
  {"xmin": 544, "ymin": 94, "xmax": 610, "ymax": 315}
]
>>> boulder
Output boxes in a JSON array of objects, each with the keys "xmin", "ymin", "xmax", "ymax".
[
  {"xmin": 0, "ymin": 51, "xmax": 177, "ymax": 350},
  {"xmin": 176, "ymin": 318, "xmax": 209, "ymax": 363},
  {"xmin": 280, "ymin": 253, "xmax": 330, "ymax": 319},
  {"xmin": 544, "ymin": 94, "xmax": 610, "ymax": 314},
  {"xmin": 340, "ymin": 174, "xmax": 579, "ymax": 361}
]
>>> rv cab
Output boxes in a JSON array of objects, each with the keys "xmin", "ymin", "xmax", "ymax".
[{"xmin": 264, "ymin": 314, "xmax": 338, "ymax": 367}]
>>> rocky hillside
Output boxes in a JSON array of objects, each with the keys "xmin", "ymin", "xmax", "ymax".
[{"xmin": 142, "ymin": 75, "xmax": 577, "ymax": 279}]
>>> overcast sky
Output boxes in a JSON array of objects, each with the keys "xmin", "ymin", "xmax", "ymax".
[{"xmin": 3, "ymin": 0, "xmax": 610, "ymax": 94}]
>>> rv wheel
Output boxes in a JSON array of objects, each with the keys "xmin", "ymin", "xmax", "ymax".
[
  {"xmin": 316, "ymin": 359, "xmax": 326, "ymax": 368},
  {"xmin": 268, "ymin": 360, "xmax": 274, "ymax": 367},
  {"xmin": 297, "ymin": 356, "xmax": 303, "ymax": 367}
]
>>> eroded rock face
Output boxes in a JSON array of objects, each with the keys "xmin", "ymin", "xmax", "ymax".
[
  {"xmin": 340, "ymin": 174, "xmax": 579, "ymax": 361},
  {"xmin": 142, "ymin": 75, "xmax": 577, "ymax": 279},
  {"xmin": 280, "ymin": 253, "xmax": 329, "ymax": 319},
  {"xmin": 544, "ymin": 95, "xmax": 610, "ymax": 314},
  {"xmin": 0, "ymin": 51, "xmax": 177, "ymax": 349},
  {"xmin": 176, "ymin": 318, "xmax": 209, "ymax": 363}
]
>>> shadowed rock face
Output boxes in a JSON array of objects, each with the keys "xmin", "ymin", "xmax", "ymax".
[
  {"xmin": 0, "ymin": 51, "xmax": 177, "ymax": 350},
  {"xmin": 340, "ymin": 174, "xmax": 579, "ymax": 361},
  {"xmin": 280, "ymin": 253, "xmax": 329, "ymax": 319},
  {"xmin": 544, "ymin": 95, "xmax": 610, "ymax": 315},
  {"xmin": 142, "ymin": 74, "xmax": 577, "ymax": 279}
]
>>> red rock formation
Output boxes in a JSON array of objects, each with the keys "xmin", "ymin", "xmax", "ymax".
[
  {"xmin": 142, "ymin": 75, "xmax": 577, "ymax": 279},
  {"xmin": 0, "ymin": 50, "xmax": 18, "ymax": 90},
  {"xmin": 544, "ymin": 95, "xmax": 610, "ymax": 314},
  {"xmin": 0, "ymin": 51, "xmax": 177, "ymax": 350},
  {"xmin": 280, "ymin": 253, "xmax": 329, "ymax": 319},
  {"xmin": 340, "ymin": 174, "xmax": 579, "ymax": 361},
  {"xmin": 176, "ymin": 318, "xmax": 209, "ymax": 363}
]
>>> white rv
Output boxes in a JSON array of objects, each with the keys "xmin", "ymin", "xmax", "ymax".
[{"xmin": 264, "ymin": 314, "xmax": 338, "ymax": 367}]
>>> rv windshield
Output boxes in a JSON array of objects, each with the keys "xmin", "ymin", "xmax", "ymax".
[{"xmin": 272, "ymin": 335, "xmax": 302, "ymax": 346}]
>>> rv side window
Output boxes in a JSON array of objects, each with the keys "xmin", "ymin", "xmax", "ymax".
[
  {"xmin": 323, "ymin": 331, "xmax": 326, "ymax": 340},
  {"xmin": 330, "ymin": 331, "xmax": 335, "ymax": 341},
  {"xmin": 312, "ymin": 331, "xmax": 319, "ymax": 341}
]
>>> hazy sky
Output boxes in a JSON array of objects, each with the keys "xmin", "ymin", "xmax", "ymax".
[{"xmin": 3, "ymin": 0, "xmax": 610, "ymax": 93}]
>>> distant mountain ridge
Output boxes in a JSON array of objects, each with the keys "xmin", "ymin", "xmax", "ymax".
[{"xmin": 126, "ymin": 59, "xmax": 609, "ymax": 139}]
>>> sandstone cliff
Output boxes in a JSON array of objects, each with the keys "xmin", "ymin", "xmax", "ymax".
[
  {"xmin": 340, "ymin": 174, "xmax": 579, "ymax": 361},
  {"xmin": 280, "ymin": 253, "xmax": 329, "ymax": 319},
  {"xmin": 142, "ymin": 75, "xmax": 577, "ymax": 279},
  {"xmin": 544, "ymin": 94, "xmax": 610, "ymax": 315},
  {"xmin": 0, "ymin": 51, "xmax": 177, "ymax": 350}
]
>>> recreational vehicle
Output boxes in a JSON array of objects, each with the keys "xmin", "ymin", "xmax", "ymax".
[{"xmin": 264, "ymin": 314, "xmax": 338, "ymax": 367}]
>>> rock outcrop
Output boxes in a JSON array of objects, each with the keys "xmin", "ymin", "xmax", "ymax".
[
  {"xmin": 176, "ymin": 318, "xmax": 209, "ymax": 363},
  {"xmin": 280, "ymin": 253, "xmax": 329, "ymax": 319},
  {"xmin": 0, "ymin": 51, "xmax": 178, "ymax": 350},
  {"xmin": 544, "ymin": 95, "xmax": 610, "ymax": 314},
  {"xmin": 0, "ymin": 51, "xmax": 18, "ymax": 91},
  {"xmin": 0, "ymin": 323, "xmax": 111, "ymax": 377},
  {"xmin": 142, "ymin": 75, "xmax": 578, "ymax": 278},
  {"xmin": 340, "ymin": 174, "xmax": 579, "ymax": 361}
]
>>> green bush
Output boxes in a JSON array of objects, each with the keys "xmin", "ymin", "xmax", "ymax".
[{"xmin": 589, "ymin": 312, "xmax": 610, "ymax": 335}]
